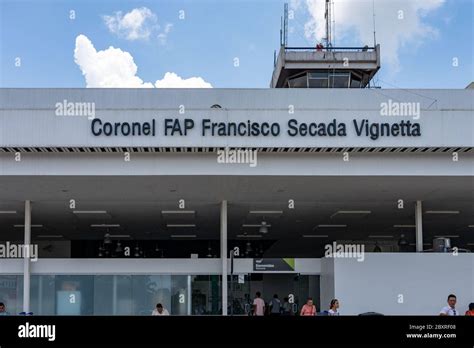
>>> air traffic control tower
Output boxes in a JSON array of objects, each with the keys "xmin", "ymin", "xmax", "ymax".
[{"xmin": 271, "ymin": 2, "xmax": 381, "ymax": 88}]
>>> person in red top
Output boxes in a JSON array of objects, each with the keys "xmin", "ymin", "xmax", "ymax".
[
  {"xmin": 300, "ymin": 297, "xmax": 317, "ymax": 316},
  {"xmin": 466, "ymin": 303, "xmax": 474, "ymax": 316}
]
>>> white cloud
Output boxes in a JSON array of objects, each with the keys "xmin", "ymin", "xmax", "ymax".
[
  {"xmin": 103, "ymin": 7, "xmax": 156, "ymax": 41},
  {"xmin": 74, "ymin": 35, "xmax": 212, "ymax": 88},
  {"xmin": 294, "ymin": 0, "xmax": 445, "ymax": 72},
  {"xmin": 154, "ymin": 72, "xmax": 212, "ymax": 88},
  {"xmin": 103, "ymin": 7, "xmax": 173, "ymax": 43},
  {"xmin": 157, "ymin": 23, "xmax": 173, "ymax": 44}
]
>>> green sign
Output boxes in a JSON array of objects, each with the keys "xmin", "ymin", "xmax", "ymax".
[{"xmin": 253, "ymin": 258, "xmax": 295, "ymax": 271}]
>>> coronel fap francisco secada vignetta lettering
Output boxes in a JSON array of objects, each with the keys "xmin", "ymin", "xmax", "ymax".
[{"xmin": 91, "ymin": 117, "xmax": 421, "ymax": 141}]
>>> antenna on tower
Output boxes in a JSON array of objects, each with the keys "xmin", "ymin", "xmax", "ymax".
[
  {"xmin": 331, "ymin": 0, "xmax": 336, "ymax": 47},
  {"xmin": 372, "ymin": 0, "xmax": 377, "ymax": 46},
  {"xmin": 324, "ymin": 0, "xmax": 333, "ymax": 48},
  {"xmin": 280, "ymin": 3, "xmax": 289, "ymax": 47},
  {"xmin": 284, "ymin": 3, "xmax": 289, "ymax": 47}
]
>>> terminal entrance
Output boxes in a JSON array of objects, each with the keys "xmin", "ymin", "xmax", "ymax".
[
  {"xmin": 0, "ymin": 175, "xmax": 472, "ymax": 316},
  {"xmin": 228, "ymin": 274, "xmax": 320, "ymax": 315}
]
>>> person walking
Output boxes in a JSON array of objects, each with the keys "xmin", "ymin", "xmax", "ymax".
[
  {"xmin": 252, "ymin": 292, "xmax": 265, "ymax": 316},
  {"xmin": 152, "ymin": 303, "xmax": 170, "ymax": 316},
  {"xmin": 300, "ymin": 297, "xmax": 317, "ymax": 316},
  {"xmin": 282, "ymin": 297, "xmax": 292, "ymax": 316},
  {"xmin": 465, "ymin": 303, "xmax": 474, "ymax": 316},
  {"xmin": 268, "ymin": 294, "xmax": 282, "ymax": 316},
  {"xmin": 328, "ymin": 299, "xmax": 340, "ymax": 316},
  {"xmin": 439, "ymin": 294, "xmax": 458, "ymax": 316},
  {"xmin": 0, "ymin": 302, "xmax": 9, "ymax": 316}
]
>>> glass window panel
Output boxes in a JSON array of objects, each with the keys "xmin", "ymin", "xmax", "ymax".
[
  {"xmin": 55, "ymin": 275, "xmax": 94, "ymax": 315},
  {"xmin": 93, "ymin": 275, "xmax": 132, "ymax": 315},
  {"xmin": 29, "ymin": 274, "xmax": 202, "ymax": 315},
  {"xmin": 308, "ymin": 78, "xmax": 328, "ymax": 88},
  {"xmin": 308, "ymin": 72, "xmax": 328, "ymax": 79},
  {"xmin": 192, "ymin": 275, "xmax": 221, "ymax": 315},
  {"xmin": 329, "ymin": 73, "xmax": 350, "ymax": 88},
  {"xmin": 0, "ymin": 275, "xmax": 23, "ymax": 315},
  {"xmin": 93, "ymin": 275, "xmax": 113, "ymax": 315},
  {"xmin": 31, "ymin": 275, "xmax": 55, "ymax": 315},
  {"xmin": 350, "ymin": 79, "xmax": 361, "ymax": 88},
  {"xmin": 131, "ymin": 275, "xmax": 188, "ymax": 315},
  {"xmin": 288, "ymin": 75, "xmax": 308, "ymax": 88}
]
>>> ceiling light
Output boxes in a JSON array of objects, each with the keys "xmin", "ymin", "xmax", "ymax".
[
  {"xmin": 434, "ymin": 235, "xmax": 459, "ymax": 238},
  {"xmin": 90, "ymin": 224, "xmax": 120, "ymax": 228},
  {"xmin": 249, "ymin": 211, "xmax": 283, "ymax": 214},
  {"xmin": 0, "ymin": 211, "xmax": 17, "ymax": 214},
  {"xmin": 368, "ymin": 235, "xmax": 393, "ymax": 238},
  {"xmin": 425, "ymin": 211, "xmax": 459, "ymax": 214},
  {"xmin": 167, "ymin": 224, "xmax": 196, "ymax": 228},
  {"xmin": 170, "ymin": 234, "xmax": 197, "ymax": 238},
  {"xmin": 14, "ymin": 224, "xmax": 43, "ymax": 228},
  {"xmin": 317, "ymin": 224, "xmax": 347, "ymax": 228},
  {"xmin": 115, "ymin": 242, "xmax": 123, "ymax": 253},
  {"xmin": 302, "ymin": 235, "xmax": 329, "ymax": 238},
  {"xmin": 73, "ymin": 211, "xmax": 107, "ymax": 214},
  {"xmin": 330, "ymin": 210, "xmax": 371, "ymax": 218},
  {"xmin": 245, "ymin": 241, "xmax": 253, "ymax": 252},
  {"xmin": 259, "ymin": 221, "xmax": 269, "ymax": 234},
  {"xmin": 468, "ymin": 225, "xmax": 474, "ymax": 228},
  {"xmin": 236, "ymin": 234, "xmax": 262, "ymax": 238},
  {"xmin": 104, "ymin": 234, "xmax": 112, "ymax": 244},
  {"xmin": 393, "ymin": 225, "xmax": 416, "ymax": 228}
]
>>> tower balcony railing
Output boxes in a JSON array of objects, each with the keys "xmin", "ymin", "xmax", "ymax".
[
  {"xmin": 284, "ymin": 46, "xmax": 376, "ymax": 52},
  {"xmin": 271, "ymin": 44, "xmax": 381, "ymax": 88}
]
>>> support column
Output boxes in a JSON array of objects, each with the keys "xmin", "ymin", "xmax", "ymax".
[
  {"xmin": 415, "ymin": 200, "xmax": 423, "ymax": 252},
  {"xmin": 112, "ymin": 275, "xmax": 117, "ymax": 315},
  {"xmin": 23, "ymin": 200, "xmax": 31, "ymax": 313},
  {"xmin": 220, "ymin": 200, "xmax": 228, "ymax": 316},
  {"xmin": 187, "ymin": 275, "xmax": 192, "ymax": 315}
]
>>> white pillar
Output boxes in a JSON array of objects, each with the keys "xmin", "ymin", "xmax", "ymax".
[
  {"xmin": 23, "ymin": 200, "xmax": 31, "ymax": 313},
  {"xmin": 38, "ymin": 275, "xmax": 43, "ymax": 314},
  {"xmin": 220, "ymin": 200, "xmax": 228, "ymax": 316},
  {"xmin": 187, "ymin": 275, "xmax": 192, "ymax": 315},
  {"xmin": 112, "ymin": 275, "xmax": 117, "ymax": 315},
  {"xmin": 415, "ymin": 200, "xmax": 423, "ymax": 252}
]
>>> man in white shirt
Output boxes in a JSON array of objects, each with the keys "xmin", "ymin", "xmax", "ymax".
[
  {"xmin": 439, "ymin": 294, "xmax": 458, "ymax": 316},
  {"xmin": 252, "ymin": 292, "xmax": 265, "ymax": 316},
  {"xmin": 152, "ymin": 303, "xmax": 170, "ymax": 316}
]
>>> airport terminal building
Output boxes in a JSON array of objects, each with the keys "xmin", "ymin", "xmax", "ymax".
[{"xmin": 0, "ymin": 45, "xmax": 473, "ymax": 316}]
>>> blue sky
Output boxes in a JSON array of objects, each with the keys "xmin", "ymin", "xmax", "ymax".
[{"xmin": 0, "ymin": 0, "xmax": 472, "ymax": 88}]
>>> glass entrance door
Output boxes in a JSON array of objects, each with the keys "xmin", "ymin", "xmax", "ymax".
[
  {"xmin": 228, "ymin": 274, "xmax": 251, "ymax": 315},
  {"xmin": 229, "ymin": 273, "xmax": 320, "ymax": 316}
]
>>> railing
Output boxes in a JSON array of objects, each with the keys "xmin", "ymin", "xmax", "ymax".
[{"xmin": 285, "ymin": 46, "xmax": 376, "ymax": 52}]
